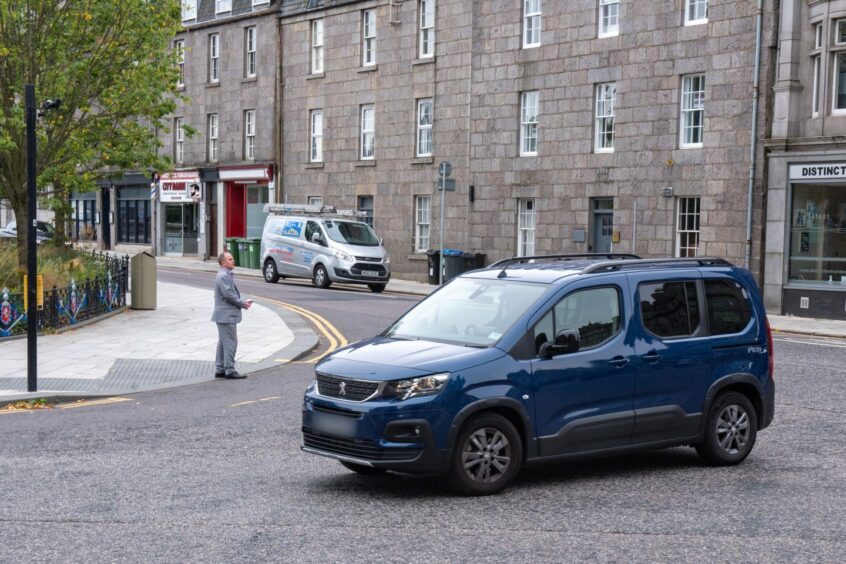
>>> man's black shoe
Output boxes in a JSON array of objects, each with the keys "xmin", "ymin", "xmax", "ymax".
[
  {"xmin": 225, "ymin": 371, "xmax": 246, "ymax": 379},
  {"xmin": 215, "ymin": 371, "xmax": 226, "ymax": 378}
]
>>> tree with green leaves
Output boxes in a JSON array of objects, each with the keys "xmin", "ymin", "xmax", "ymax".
[{"xmin": 0, "ymin": 0, "xmax": 184, "ymax": 268}]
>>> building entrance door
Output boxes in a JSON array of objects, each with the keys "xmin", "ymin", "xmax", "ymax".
[
  {"xmin": 163, "ymin": 203, "xmax": 199, "ymax": 256},
  {"xmin": 591, "ymin": 198, "xmax": 614, "ymax": 253}
]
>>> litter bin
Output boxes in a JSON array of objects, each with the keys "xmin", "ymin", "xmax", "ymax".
[
  {"xmin": 442, "ymin": 249, "xmax": 465, "ymax": 283},
  {"xmin": 130, "ymin": 251, "xmax": 157, "ymax": 310},
  {"xmin": 225, "ymin": 237, "xmax": 240, "ymax": 266},
  {"xmin": 236, "ymin": 239, "xmax": 249, "ymax": 267},
  {"xmin": 462, "ymin": 252, "xmax": 486, "ymax": 272},
  {"xmin": 247, "ymin": 237, "xmax": 261, "ymax": 269},
  {"xmin": 426, "ymin": 250, "xmax": 441, "ymax": 285}
]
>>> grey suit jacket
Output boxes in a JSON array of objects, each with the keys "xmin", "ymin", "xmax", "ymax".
[{"xmin": 211, "ymin": 268, "xmax": 246, "ymax": 324}]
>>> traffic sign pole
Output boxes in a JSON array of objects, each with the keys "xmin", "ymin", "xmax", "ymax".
[{"xmin": 437, "ymin": 161, "xmax": 452, "ymax": 285}]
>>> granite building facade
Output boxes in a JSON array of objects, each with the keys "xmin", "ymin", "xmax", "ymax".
[{"xmin": 277, "ymin": 0, "xmax": 775, "ymax": 282}]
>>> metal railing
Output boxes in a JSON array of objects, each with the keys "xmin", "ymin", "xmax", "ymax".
[{"xmin": 0, "ymin": 252, "xmax": 128, "ymax": 338}]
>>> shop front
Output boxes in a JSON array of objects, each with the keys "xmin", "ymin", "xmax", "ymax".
[
  {"xmin": 159, "ymin": 171, "xmax": 201, "ymax": 256},
  {"xmin": 765, "ymin": 158, "xmax": 846, "ymax": 319},
  {"xmin": 219, "ymin": 165, "xmax": 273, "ymax": 241}
]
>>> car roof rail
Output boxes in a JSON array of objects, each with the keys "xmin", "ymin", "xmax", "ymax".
[
  {"xmin": 488, "ymin": 253, "xmax": 641, "ymax": 269},
  {"xmin": 580, "ymin": 256, "xmax": 733, "ymax": 274},
  {"xmin": 263, "ymin": 203, "xmax": 367, "ymax": 219}
]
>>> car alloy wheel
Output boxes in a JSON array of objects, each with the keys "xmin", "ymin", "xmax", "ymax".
[
  {"xmin": 696, "ymin": 391, "xmax": 758, "ymax": 466},
  {"xmin": 263, "ymin": 260, "xmax": 279, "ymax": 283},
  {"xmin": 313, "ymin": 264, "xmax": 331, "ymax": 288},
  {"xmin": 448, "ymin": 413, "xmax": 522, "ymax": 495}
]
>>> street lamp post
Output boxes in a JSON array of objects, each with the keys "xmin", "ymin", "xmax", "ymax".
[{"xmin": 25, "ymin": 84, "xmax": 37, "ymax": 392}]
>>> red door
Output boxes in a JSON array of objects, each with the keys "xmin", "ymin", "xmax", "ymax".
[{"xmin": 225, "ymin": 183, "xmax": 245, "ymax": 237}]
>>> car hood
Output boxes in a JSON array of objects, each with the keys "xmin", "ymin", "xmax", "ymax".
[{"xmin": 316, "ymin": 336, "xmax": 506, "ymax": 381}]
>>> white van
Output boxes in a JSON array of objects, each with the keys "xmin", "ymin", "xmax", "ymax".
[{"xmin": 259, "ymin": 204, "xmax": 391, "ymax": 293}]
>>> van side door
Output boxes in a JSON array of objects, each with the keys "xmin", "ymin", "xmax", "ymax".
[
  {"xmin": 628, "ymin": 271, "xmax": 712, "ymax": 444},
  {"xmin": 530, "ymin": 276, "xmax": 637, "ymax": 457}
]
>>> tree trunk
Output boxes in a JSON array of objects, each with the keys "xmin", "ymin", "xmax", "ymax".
[{"xmin": 53, "ymin": 181, "xmax": 68, "ymax": 245}]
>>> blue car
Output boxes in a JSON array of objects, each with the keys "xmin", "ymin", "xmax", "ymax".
[{"xmin": 302, "ymin": 255, "xmax": 775, "ymax": 495}]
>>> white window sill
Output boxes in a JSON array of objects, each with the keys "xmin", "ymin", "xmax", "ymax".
[
  {"xmin": 522, "ymin": 43, "xmax": 541, "ymax": 49},
  {"xmin": 358, "ymin": 65, "xmax": 378, "ymax": 73},
  {"xmin": 680, "ymin": 143, "xmax": 703, "ymax": 150},
  {"xmin": 595, "ymin": 148, "xmax": 615, "ymax": 154},
  {"xmin": 519, "ymin": 152, "xmax": 538, "ymax": 158},
  {"xmin": 598, "ymin": 31, "xmax": 619, "ymax": 39},
  {"xmin": 684, "ymin": 19, "xmax": 708, "ymax": 27},
  {"xmin": 242, "ymin": 76, "xmax": 257, "ymax": 84},
  {"xmin": 307, "ymin": 72, "xmax": 325, "ymax": 80},
  {"xmin": 413, "ymin": 57, "xmax": 435, "ymax": 66}
]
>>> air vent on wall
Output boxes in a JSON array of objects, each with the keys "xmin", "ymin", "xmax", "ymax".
[{"xmin": 800, "ymin": 296, "xmax": 809, "ymax": 309}]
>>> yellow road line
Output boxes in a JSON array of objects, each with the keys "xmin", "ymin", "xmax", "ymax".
[
  {"xmin": 230, "ymin": 400, "xmax": 258, "ymax": 407},
  {"xmin": 56, "ymin": 397, "xmax": 132, "ymax": 410},
  {"xmin": 257, "ymin": 298, "xmax": 347, "ymax": 364},
  {"xmin": 0, "ymin": 409, "xmax": 33, "ymax": 415},
  {"xmin": 259, "ymin": 396, "xmax": 281, "ymax": 401}
]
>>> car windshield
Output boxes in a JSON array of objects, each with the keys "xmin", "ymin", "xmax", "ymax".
[
  {"xmin": 384, "ymin": 277, "xmax": 548, "ymax": 346},
  {"xmin": 321, "ymin": 220, "xmax": 379, "ymax": 246}
]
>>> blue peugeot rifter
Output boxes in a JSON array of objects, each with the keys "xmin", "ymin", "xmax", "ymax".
[{"xmin": 301, "ymin": 255, "xmax": 775, "ymax": 495}]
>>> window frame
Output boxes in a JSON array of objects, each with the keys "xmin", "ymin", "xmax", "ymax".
[
  {"xmin": 244, "ymin": 109, "xmax": 256, "ymax": 160},
  {"xmin": 174, "ymin": 117, "xmax": 184, "ymax": 164},
  {"xmin": 216, "ymin": 0, "xmax": 232, "ymax": 15},
  {"xmin": 832, "ymin": 51, "xmax": 846, "ymax": 113},
  {"xmin": 675, "ymin": 196, "xmax": 701, "ymax": 258},
  {"xmin": 537, "ymin": 286, "xmax": 623, "ymax": 353},
  {"xmin": 175, "ymin": 39, "xmax": 185, "ymax": 87},
  {"xmin": 182, "ymin": 0, "xmax": 197, "ymax": 21},
  {"xmin": 311, "ymin": 19, "xmax": 324, "ymax": 74},
  {"xmin": 517, "ymin": 198, "xmax": 535, "ymax": 257},
  {"xmin": 209, "ymin": 33, "xmax": 220, "ymax": 83},
  {"xmin": 362, "ymin": 9, "xmax": 376, "ymax": 67},
  {"xmin": 419, "ymin": 0, "xmax": 435, "ymax": 59},
  {"xmin": 680, "ymin": 74, "xmax": 705, "ymax": 148},
  {"xmin": 594, "ymin": 82, "xmax": 616, "ymax": 153},
  {"xmin": 310, "ymin": 109, "xmax": 323, "ymax": 163},
  {"xmin": 520, "ymin": 91, "xmax": 539, "ymax": 156},
  {"xmin": 414, "ymin": 195, "xmax": 431, "ymax": 252},
  {"xmin": 836, "ymin": 19, "xmax": 846, "ymax": 45},
  {"xmin": 684, "ymin": 0, "xmax": 708, "ymax": 26},
  {"xmin": 523, "ymin": 0, "xmax": 541, "ymax": 48},
  {"xmin": 416, "ymin": 98, "xmax": 433, "ymax": 157},
  {"xmin": 307, "ymin": 196, "xmax": 324, "ymax": 207},
  {"xmin": 207, "ymin": 113, "xmax": 219, "ymax": 162},
  {"xmin": 598, "ymin": 0, "xmax": 619, "ymax": 38},
  {"xmin": 245, "ymin": 26, "xmax": 257, "ymax": 78},
  {"xmin": 360, "ymin": 104, "xmax": 375, "ymax": 160}
]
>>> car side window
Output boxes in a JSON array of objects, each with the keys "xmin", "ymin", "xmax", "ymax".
[
  {"xmin": 305, "ymin": 221, "xmax": 321, "ymax": 243},
  {"xmin": 533, "ymin": 287, "xmax": 621, "ymax": 353},
  {"xmin": 705, "ymin": 279, "xmax": 752, "ymax": 335},
  {"xmin": 639, "ymin": 281, "xmax": 700, "ymax": 339}
]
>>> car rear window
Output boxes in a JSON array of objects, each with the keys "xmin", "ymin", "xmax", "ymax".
[
  {"xmin": 639, "ymin": 281, "xmax": 700, "ymax": 338},
  {"xmin": 705, "ymin": 279, "xmax": 752, "ymax": 335}
]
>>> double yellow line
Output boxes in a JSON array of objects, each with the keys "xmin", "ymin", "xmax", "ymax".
[{"xmin": 258, "ymin": 297, "xmax": 347, "ymax": 364}]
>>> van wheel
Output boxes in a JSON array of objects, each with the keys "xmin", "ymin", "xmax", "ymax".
[
  {"xmin": 368, "ymin": 283, "xmax": 386, "ymax": 293},
  {"xmin": 447, "ymin": 413, "xmax": 522, "ymax": 496},
  {"xmin": 695, "ymin": 391, "xmax": 758, "ymax": 466},
  {"xmin": 339, "ymin": 460, "xmax": 388, "ymax": 475},
  {"xmin": 313, "ymin": 264, "xmax": 332, "ymax": 289},
  {"xmin": 263, "ymin": 259, "xmax": 279, "ymax": 283}
]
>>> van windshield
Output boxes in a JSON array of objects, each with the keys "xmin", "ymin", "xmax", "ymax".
[
  {"xmin": 322, "ymin": 220, "xmax": 379, "ymax": 246},
  {"xmin": 383, "ymin": 277, "xmax": 548, "ymax": 346}
]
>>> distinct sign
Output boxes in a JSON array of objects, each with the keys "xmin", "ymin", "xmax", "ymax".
[
  {"xmin": 789, "ymin": 163, "xmax": 846, "ymax": 180},
  {"xmin": 439, "ymin": 161, "xmax": 452, "ymax": 177},
  {"xmin": 437, "ymin": 178, "xmax": 456, "ymax": 192},
  {"xmin": 218, "ymin": 167, "xmax": 271, "ymax": 181},
  {"xmin": 22, "ymin": 275, "xmax": 44, "ymax": 310},
  {"xmin": 160, "ymin": 171, "xmax": 201, "ymax": 203},
  {"xmin": 281, "ymin": 220, "xmax": 304, "ymax": 237}
]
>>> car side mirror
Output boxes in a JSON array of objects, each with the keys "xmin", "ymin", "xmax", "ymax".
[
  {"xmin": 310, "ymin": 232, "xmax": 323, "ymax": 245},
  {"xmin": 538, "ymin": 329, "xmax": 580, "ymax": 359}
]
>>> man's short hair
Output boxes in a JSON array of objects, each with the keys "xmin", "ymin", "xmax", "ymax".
[{"xmin": 218, "ymin": 251, "xmax": 229, "ymax": 265}]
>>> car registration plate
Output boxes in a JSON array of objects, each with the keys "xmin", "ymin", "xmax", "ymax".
[
  {"xmin": 312, "ymin": 411, "xmax": 357, "ymax": 438},
  {"xmin": 362, "ymin": 270, "xmax": 380, "ymax": 277}
]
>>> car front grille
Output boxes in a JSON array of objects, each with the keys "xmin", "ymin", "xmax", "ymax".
[
  {"xmin": 303, "ymin": 428, "xmax": 422, "ymax": 461},
  {"xmin": 316, "ymin": 373, "xmax": 379, "ymax": 401},
  {"xmin": 355, "ymin": 256, "xmax": 382, "ymax": 263}
]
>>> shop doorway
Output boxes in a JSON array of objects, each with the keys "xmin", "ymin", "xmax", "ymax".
[{"xmin": 163, "ymin": 203, "xmax": 199, "ymax": 256}]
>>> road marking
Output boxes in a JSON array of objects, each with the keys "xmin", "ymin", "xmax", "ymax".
[
  {"xmin": 259, "ymin": 396, "xmax": 281, "ymax": 401},
  {"xmin": 0, "ymin": 409, "xmax": 33, "ymax": 415},
  {"xmin": 257, "ymin": 298, "xmax": 347, "ymax": 364},
  {"xmin": 774, "ymin": 337, "xmax": 846, "ymax": 349},
  {"xmin": 56, "ymin": 397, "xmax": 132, "ymax": 410},
  {"xmin": 230, "ymin": 400, "xmax": 258, "ymax": 407}
]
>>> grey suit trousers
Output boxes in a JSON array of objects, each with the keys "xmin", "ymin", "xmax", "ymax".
[{"xmin": 215, "ymin": 323, "xmax": 238, "ymax": 374}]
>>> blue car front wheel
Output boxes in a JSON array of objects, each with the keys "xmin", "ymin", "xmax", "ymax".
[{"xmin": 447, "ymin": 413, "xmax": 523, "ymax": 496}]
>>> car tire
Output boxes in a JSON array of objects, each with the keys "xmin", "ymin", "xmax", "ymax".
[
  {"xmin": 447, "ymin": 413, "xmax": 523, "ymax": 496},
  {"xmin": 695, "ymin": 391, "xmax": 758, "ymax": 466},
  {"xmin": 263, "ymin": 259, "xmax": 280, "ymax": 283},
  {"xmin": 368, "ymin": 283, "xmax": 386, "ymax": 293},
  {"xmin": 313, "ymin": 264, "xmax": 332, "ymax": 289},
  {"xmin": 339, "ymin": 460, "xmax": 388, "ymax": 475}
]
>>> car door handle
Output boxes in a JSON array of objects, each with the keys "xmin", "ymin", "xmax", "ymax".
[
  {"xmin": 641, "ymin": 351, "xmax": 661, "ymax": 363},
  {"xmin": 608, "ymin": 357, "xmax": 629, "ymax": 368}
]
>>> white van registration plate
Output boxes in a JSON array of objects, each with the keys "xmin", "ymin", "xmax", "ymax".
[{"xmin": 362, "ymin": 270, "xmax": 380, "ymax": 277}]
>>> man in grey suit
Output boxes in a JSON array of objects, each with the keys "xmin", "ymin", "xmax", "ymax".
[{"xmin": 212, "ymin": 251, "xmax": 252, "ymax": 379}]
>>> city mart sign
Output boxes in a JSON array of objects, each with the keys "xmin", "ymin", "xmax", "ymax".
[
  {"xmin": 789, "ymin": 163, "xmax": 846, "ymax": 181},
  {"xmin": 159, "ymin": 171, "xmax": 201, "ymax": 203}
]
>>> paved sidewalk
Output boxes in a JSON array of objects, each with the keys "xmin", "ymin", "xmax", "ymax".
[{"xmin": 0, "ymin": 281, "xmax": 316, "ymax": 403}]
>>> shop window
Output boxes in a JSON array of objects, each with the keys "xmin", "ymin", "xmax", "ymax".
[
  {"xmin": 789, "ymin": 184, "xmax": 846, "ymax": 284},
  {"xmin": 70, "ymin": 198, "xmax": 97, "ymax": 241}
]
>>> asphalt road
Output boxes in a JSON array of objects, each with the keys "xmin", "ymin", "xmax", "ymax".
[{"xmin": 0, "ymin": 270, "xmax": 844, "ymax": 562}]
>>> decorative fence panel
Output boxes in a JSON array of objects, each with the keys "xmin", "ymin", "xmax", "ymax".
[{"xmin": 0, "ymin": 253, "xmax": 128, "ymax": 339}]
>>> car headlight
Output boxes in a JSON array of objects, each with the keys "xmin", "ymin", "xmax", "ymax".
[
  {"xmin": 384, "ymin": 255, "xmax": 391, "ymax": 265},
  {"xmin": 334, "ymin": 249, "xmax": 354, "ymax": 263},
  {"xmin": 383, "ymin": 373, "xmax": 449, "ymax": 400}
]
